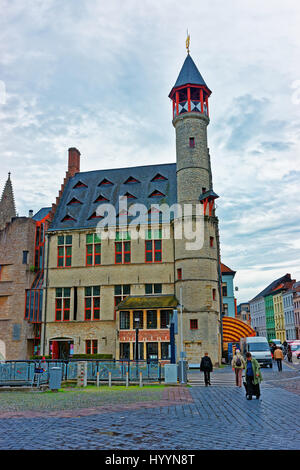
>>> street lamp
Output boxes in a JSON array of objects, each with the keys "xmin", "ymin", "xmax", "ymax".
[
  {"xmin": 178, "ymin": 287, "xmax": 186, "ymax": 384},
  {"xmin": 134, "ymin": 315, "xmax": 141, "ymax": 380},
  {"xmin": 134, "ymin": 316, "xmax": 140, "ymax": 361}
]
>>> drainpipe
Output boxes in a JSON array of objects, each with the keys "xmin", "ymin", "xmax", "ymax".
[
  {"xmin": 42, "ymin": 233, "xmax": 50, "ymax": 356},
  {"xmin": 215, "ymin": 221, "xmax": 224, "ymax": 364}
]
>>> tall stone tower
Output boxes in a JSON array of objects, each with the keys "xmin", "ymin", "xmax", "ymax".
[
  {"xmin": 169, "ymin": 50, "xmax": 222, "ymax": 365},
  {"xmin": 0, "ymin": 172, "xmax": 16, "ymax": 230}
]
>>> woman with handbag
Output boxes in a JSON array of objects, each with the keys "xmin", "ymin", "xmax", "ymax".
[{"xmin": 244, "ymin": 352, "xmax": 263, "ymax": 400}]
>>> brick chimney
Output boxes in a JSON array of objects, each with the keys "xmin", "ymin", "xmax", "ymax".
[
  {"xmin": 68, "ymin": 147, "xmax": 81, "ymax": 178},
  {"xmin": 48, "ymin": 147, "xmax": 81, "ymax": 223}
]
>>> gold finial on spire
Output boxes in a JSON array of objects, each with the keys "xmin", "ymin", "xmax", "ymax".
[{"xmin": 186, "ymin": 30, "xmax": 190, "ymax": 54}]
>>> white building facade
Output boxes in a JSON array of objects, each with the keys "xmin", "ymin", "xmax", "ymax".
[
  {"xmin": 250, "ymin": 296, "xmax": 267, "ymax": 337},
  {"xmin": 282, "ymin": 290, "xmax": 296, "ymax": 340}
]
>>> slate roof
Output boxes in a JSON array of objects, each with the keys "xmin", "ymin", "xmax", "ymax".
[
  {"xmin": 49, "ymin": 163, "xmax": 177, "ymax": 231},
  {"xmin": 220, "ymin": 263, "xmax": 236, "ymax": 276},
  {"xmin": 250, "ymin": 273, "xmax": 292, "ymax": 302},
  {"xmin": 169, "ymin": 54, "xmax": 210, "ymax": 96},
  {"xmin": 199, "ymin": 189, "xmax": 219, "ymax": 202},
  {"xmin": 33, "ymin": 207, "xmax": 51, "ymax": 221}
]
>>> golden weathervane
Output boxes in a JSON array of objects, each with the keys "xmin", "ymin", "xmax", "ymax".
[{"xmin": 186, "ymin": 31, "xmax": 190, "ymax": 54}]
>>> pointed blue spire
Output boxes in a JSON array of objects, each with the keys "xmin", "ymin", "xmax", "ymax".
[
  {"xmin": 169, "ymin": 54, "xmax": 211, "ymax": 98},
  {"xmin": 174, "ymin": 54, "xmax": 208, "ymax": 88}
]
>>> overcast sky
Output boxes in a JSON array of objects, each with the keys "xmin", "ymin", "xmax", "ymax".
[{"xmin": 1, "ymin": 0, "xmax": 300, "ymax": 303}]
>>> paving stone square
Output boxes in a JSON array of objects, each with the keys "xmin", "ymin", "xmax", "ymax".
[{"xmin": 0, "ymin": 364, "xmax": 299, "ymax": 450}]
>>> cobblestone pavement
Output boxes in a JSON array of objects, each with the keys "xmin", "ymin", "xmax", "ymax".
[{"xmin": 0, "ymin": 363, "xmax": 299, "ymax": 450}]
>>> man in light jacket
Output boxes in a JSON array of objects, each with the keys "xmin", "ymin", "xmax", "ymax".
[
  {"xmin": 231, "ymin": 349, "xmax": 245, "ymax": 387},
  {"xmin": 274, "ymin": 346, "xmax": 284, "ymax": 372}
]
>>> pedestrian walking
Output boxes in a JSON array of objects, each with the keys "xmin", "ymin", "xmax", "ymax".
[
  {"xmin": 282, "ymin": 341, "xmax": 288, "ymax": 358},
  {"xmin": 200, "ymin": 352, "xmax": 213, "ymax": 386},
  {"xmin": 270, "ymin": 342, "xmax": 276, "ymax": 359},
  {"xmin": 244, "ymin": 352, "xmax": 262, "ymax": 400},
  {"xmin": 231, "ymin": 349, "xmax": 245, "ymax": 387},
  {"xmin": 274, "ymin": 346, "xmax": 284, "ymax": 372}
]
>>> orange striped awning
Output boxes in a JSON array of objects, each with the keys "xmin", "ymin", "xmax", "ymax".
[{"xmin": 223, "ymin": 316, "xmax": 256, "ymax": 343}]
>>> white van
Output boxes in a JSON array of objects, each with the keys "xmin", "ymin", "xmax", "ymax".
[{"xmin": 240, "ymin": 336, "xmax": 273, "ymax": 368}]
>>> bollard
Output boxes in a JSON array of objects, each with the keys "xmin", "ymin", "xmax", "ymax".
[
  {"xmin": 139, "ymin": 371, "xmax": 143, "ymax": 387},
  {"xmin": 109, "ymin": 371, "xmax": 112, "ymax": 387},
  {"xmin": 126, "ymin": 371, "xmax": 129, "ymax": 387},
  {"xmin": 96, "ymin": 371, "xmax": 100, "ymax": 387},
  {"xmin": 77, "ymin": 361, "xmax": 87, "ymax": 387}
]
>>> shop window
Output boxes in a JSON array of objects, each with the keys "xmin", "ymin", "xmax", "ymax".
[
  {"xmin": 160, "ymin": 310, "xmax": 172, "ymax": 329},
  {"xmin": 133, "ymin": 311, "xmax": 144, "ymax": 329},
  {"xmin": 120, "ymin": 343, "xmax": 130, "ymax": 359},
  {"xmin": 147, "ymin": 310, "xmax": 157, "ymax": 329},
  {"xmin": 161, "ymin": 342, "xmax": 170, "ymax": 360},
  {"xmin": 120, "ymin": 311, "xmax": 130, "ymax": 330}
]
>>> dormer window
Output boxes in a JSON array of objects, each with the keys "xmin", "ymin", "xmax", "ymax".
[
  {"xmin": 73, "ymin": 181, "xmax": 87, "ymax": 189},
  {"xmin": 151, "ymin": 174, "xmax": 167, "ymax": 182},
  {"xmin": 98, "ymin": 178, "xmax": 113, "ymax": 186},
  {"xmin": 149, "ymin": 190, "xmax": 165, "ymax": 198},
  {"xmin": 88, "ymin": 212, "xmax": 104, "ymax": 220},
  {"xmin": 117, "ymin": 209, "xmax": 129, "ymax": 218},
  {"xmin": 148, "ymin": 206, "xmax": 162, "ymax": 214},
  {"xmin": 94, "ymin": 194, "xmax": 109, "ymax": 203},
  {"xmin": 67, "ymin": 197, "xmax": 82, "ymax": 205},
  {"xmin": 124, "ymin": 176, "xmax": 140, "ymax": 184},
  {"xmin": 123, "ymin": 192, "xmax": 136, "ymax": 199},
  {"xmin": 61, "ymin": 214, "xmax": 76, "ymax": 222}
]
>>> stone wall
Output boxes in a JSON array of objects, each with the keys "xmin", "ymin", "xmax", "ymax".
[{"xmin": 0, "ymin": 217, "xmax": 36, "ymax": 359}]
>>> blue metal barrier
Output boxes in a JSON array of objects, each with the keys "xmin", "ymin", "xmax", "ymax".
[{"xmin": 0, "ymin": 359, "xmax": 165, "ymax": 386}]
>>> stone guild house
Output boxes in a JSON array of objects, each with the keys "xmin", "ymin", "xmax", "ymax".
[{"xmin": 41, "ymin": 52, "xmax": 223, "ymax": 365}]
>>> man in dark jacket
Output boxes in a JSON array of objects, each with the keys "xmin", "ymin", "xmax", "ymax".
[{"xmin": 200, "ymin": 352, "xmax": 213, "ymax": 386}]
